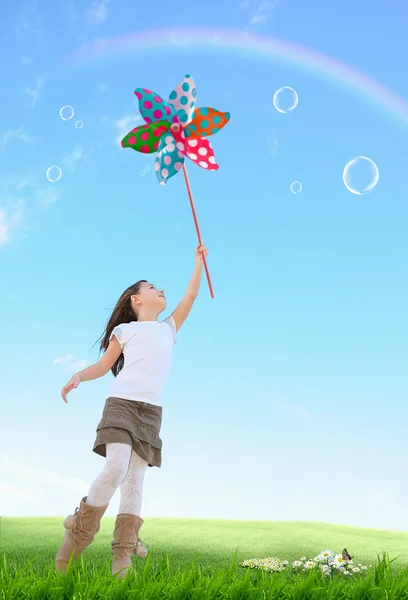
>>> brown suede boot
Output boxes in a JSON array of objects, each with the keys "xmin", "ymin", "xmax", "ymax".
[
  {"xmin": 111, "ymin": 513, "xmax": 148, "ymax": 579},
  {"xmin": 55, "ymin": 496, "xmax": 108, "ymax": 573}
]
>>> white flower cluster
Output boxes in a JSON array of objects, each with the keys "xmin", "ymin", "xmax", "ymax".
[
  {"xmin": 240, "ymin": 549, "xmax": 369, "ymax": 577},
  {"xmin": 239, "ymin": 557, "xmax": 289, "ymax": 573},
  {"xmin": 292, "ymin": 550, "xmax": 369, "ymax": 577}
]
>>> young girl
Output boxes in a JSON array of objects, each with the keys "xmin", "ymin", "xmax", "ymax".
[{"xmin": 55, "ymin": 244, "xmax": 208, "ymax": 578}]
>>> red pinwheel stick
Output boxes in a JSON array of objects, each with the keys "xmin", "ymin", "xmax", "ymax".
[{"xmin": 182, "ymin": 164, "xmax": 214, "ymax": 299}]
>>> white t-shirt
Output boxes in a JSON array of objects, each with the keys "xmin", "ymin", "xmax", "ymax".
[{"xmin": 107, "ymin": 316, "xmax": 176, "ymax": 407}]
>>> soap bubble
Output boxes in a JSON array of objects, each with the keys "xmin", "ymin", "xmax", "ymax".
[
  {"xmin": 290, "ymin": 181, "xmax": 302, "ymax": 194},
  {"xmin": 46, "ymin": 165, "xmax": 62, "ymax": 182},
  {"xmin": 75, "ymin": 120, "xmax": 83, "ymax": 129},
  {"xmin": 342, "ymin": 156, "xmax": 379, "ymax": 195},
  {"xmin": 60, "ymin": 105, "xmax": 74, "ymax": 121},
  {"xmin": 273, "ymin": 87, "xmax": 298, "ymax": 114}
]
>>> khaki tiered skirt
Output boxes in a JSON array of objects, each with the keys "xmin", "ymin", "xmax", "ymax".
[{"xmin": 93, "ymin": 397, "xmax": 163, "ymax": 468}]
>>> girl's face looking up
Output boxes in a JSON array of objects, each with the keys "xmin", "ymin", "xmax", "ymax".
[{"xmin": 131, "ymin": 282, "xmax": 167, "ymax": 313}]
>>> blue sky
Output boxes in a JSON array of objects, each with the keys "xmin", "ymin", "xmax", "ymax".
[{"xmin": 1, "ymin": 0, "xmax": 407, "ymax": 531}]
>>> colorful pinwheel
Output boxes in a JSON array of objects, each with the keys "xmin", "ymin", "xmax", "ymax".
[{"xmin": 121, "ymin": 75, "xmax": 230, "ymax": 298}]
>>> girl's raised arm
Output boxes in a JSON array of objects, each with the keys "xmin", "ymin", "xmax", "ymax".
[{"xmin": 171, "ymin": 245, "xmax": 208, "ymax": 332}]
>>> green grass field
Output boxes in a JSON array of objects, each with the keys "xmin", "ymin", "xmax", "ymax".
[{"xmin": 1, "ymin": 517, "xmax": 408, "ymax": 599}]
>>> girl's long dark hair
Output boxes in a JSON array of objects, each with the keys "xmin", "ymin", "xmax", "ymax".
[{"xmin": 95, "ymin": 280, "xmax": 147, "ymax": 377}]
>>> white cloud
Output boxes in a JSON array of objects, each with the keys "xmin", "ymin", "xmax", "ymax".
[
  {"xmin": 241, "ymin": 0, "xmax": 282, "ymax": 25},
  {"xmin": 71, "ymin": 360, "xmax": 88, "ymax": 371},
  {"xmin": 0, "ymin": 212, "xmax": 9, "ymax": 245},
  {"xmin": 267, "ymin": 133, "xmax": 279, "ymax": 157},
  {"xmin": 0, "ymin": 170, "xmax": 60, "ymax": 249},
  {"xmin": 0, "ymin": 141, "xmax": 95, "ymax": 248},
  {"xmin": 62, "ymin": 144, "xmax": 86, "ymax": 173},
  {"xmin": 53, "ymin": 354, "xmax": 88, "ymax": 372},
  {"xmin": 1, "ymin": 128, "xmax": 34, "ymax": 148},
  {"xmin": 22, "ymin": 76, "xmax": 46, "ymax": 106},
  {"xmin": 24, "ymin": 391, "xmax": 33, "ymax": 397},
  {"xmin": 35, "ymin": 187, "xmax": 59, "ymax": 208},
  {"xmin": 0, "ymin": 201, "xmax": 24, "ymax": 247},
  {"xmin": 0, "ymin": 482, "xmax": 39, "ymax": 500},
  {"xmin": 86, "ymin": 0, "xmax": 110, "ymax": 23},
  {"xmin": 250, "ymin": 12, "xmax": 266, "ymax": 24},
  {"xmin": 113, "ymin": 115, "xmax": 142, "ymax": 147},
  {"xmin": 0, "ymin": 455, "xmax": 89, "ymax": 496},
  {"xmin": 53, "ymin": 354, "xmax": 74, "ymax": 364},
  {"xmin": 16, "ymin": 2, "xmax": 43, "ymax": 41},
  {"xmin": 99, "ymin": 83, "xmax": 107, "ymax": 92},
  {"xmin": 16, "ymin": 177, "xmax": 29, "ymax": 190},
  {"xmin": 17, "ymin": 22, "xmax": 43, "ymax": 39},
  {"xmin": 21, "ymin": 56, "xmax": 33, "ymax": 64}
]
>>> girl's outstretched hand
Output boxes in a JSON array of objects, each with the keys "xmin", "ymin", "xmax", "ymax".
[
  {"xmin": 195, "ymin": 244, "xmax": 208, "ymax": 264},
  {"xmin": 61, "ymin": 374, "xmax": 80, "ymax": 403}
]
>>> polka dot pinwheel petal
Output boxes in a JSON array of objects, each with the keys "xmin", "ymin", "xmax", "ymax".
[
  {"xmin": 185, "ymin": 107, "xmax": 231, "ymax": 138},
  {"xmin": 155, "ymin": 134, "xmax": 185, "ymax": 186},
  {"xmin": 169, "ymin": 123, "xmax": 219, "ymax": 171},
  {"xmin": 121, "ymin": 121, "xmax": 171, "ymax": 153},
  {"xmin": 168, "ymin": 74, "xmax": 197, "ymax": 126},
  {"xmin": 134, "ymin": 88, "xmax": 178, "ymax": 124}
]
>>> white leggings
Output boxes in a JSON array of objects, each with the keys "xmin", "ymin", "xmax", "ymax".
[{"xmin": 86, "ymin": 443, "xmax": 148, "ymax": 515}]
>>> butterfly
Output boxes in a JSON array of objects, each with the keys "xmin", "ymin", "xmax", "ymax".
[{"xmin": 342, "ymin": 548, "xmax": 353, "ymax": 561}]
